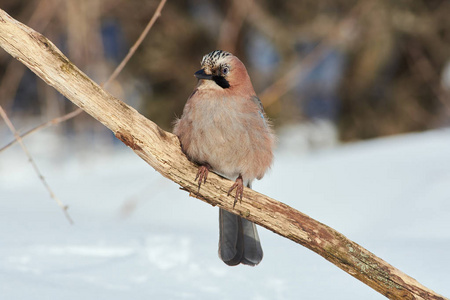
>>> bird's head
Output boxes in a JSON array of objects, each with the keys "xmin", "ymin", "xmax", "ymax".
[{"xmin": 194, "ymin": 50, "xmax": 254, "ymax": 94}]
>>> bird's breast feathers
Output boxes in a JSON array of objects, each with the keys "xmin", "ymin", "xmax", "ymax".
[{"xmin": 176, "ymin": 91, "xmax": 274, "ymax": 180}]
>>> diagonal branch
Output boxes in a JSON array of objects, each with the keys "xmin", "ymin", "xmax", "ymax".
[
  {"xmin": 106, "ymin": 0, "xmax": 167, "ymax": 87},
  {"xmin": 0, "ymin": 107, "xmax": 82, "ymax": 153},
  {"xmin": 1, "ymin": 0, "xmax": 167, "ymax": 153},
  {"xmin": 0, "ymin": 9, "xmax": 446, "ymax": 300},
  {"xmin": 0, "ymin": 105, "xmax": 73, "ymax": 224}
]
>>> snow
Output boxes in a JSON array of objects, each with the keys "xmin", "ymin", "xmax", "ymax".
[{"xmin": 1, "ymin": 126, "xmax": 449, "ymax": 299}]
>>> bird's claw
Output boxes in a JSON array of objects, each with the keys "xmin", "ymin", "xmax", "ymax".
[
  {"xmin": 195, "ymin": 164, "xmax": 211, "ymax": 191},
  {"xmin": 228, "ymin": 175, "xmax": 244, "ymax": 208}
]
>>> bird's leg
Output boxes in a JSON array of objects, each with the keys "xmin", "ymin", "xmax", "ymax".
[
  {"xmin": 228, "ymin": 174, "xmax": 244, "ymax": 208},
  {"xmin": 195, "ymin": 163, "xmax": 211, "ymax": 191}
]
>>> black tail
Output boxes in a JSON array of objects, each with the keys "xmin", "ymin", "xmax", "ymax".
[
  {"xmin": 218, "ymin": 183, "xmax": 263, "ymax": 266},
  {"xmin": 218, "ymin": 209, "xmax": 263, "ymax": 266}
]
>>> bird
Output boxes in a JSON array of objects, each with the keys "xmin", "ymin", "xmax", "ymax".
[{"xmin": 173, "ymin": 50, "xmax": 274, "ymax": 266}]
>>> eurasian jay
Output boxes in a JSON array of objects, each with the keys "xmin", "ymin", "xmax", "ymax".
[{"xmin": 173, "ymin": 50, "xmax": 274, "ymax": 266}]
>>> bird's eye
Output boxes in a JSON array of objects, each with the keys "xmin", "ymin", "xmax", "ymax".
[{"xmin": 222, "ymin": 67, "xmax": 229, "ymax": 75}]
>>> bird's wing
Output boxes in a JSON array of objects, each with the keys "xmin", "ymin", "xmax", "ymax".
[
  {"xmin": 250, "ymin": 95, "xmax": 265, "ymax": 113},
  {"xmin": 250, "ymin": 95, "xmax": 268, "ymax": 127}
]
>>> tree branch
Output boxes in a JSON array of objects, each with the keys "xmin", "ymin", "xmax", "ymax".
[
  {"xmin": 0, "ymin": 9, "xmax": 446, "ymax": 300},
  {"xmin": 0, "ymin": 105, "xmax": 73, "ymax": 223},
  {"xmin": 1, "ymin": 0, "xmax": 167, "ymax": 153}
]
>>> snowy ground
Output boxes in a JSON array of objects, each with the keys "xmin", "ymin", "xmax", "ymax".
[{"xmin": 0, "ymin": 125, "xmax": 449, "ymax": 299}]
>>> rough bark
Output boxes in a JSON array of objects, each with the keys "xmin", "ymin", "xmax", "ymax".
[{"xmin": 0, "ymin": 9, "xmax": 446, "ymax": 300}]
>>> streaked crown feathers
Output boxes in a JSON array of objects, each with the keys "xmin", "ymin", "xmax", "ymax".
[{"xmin": 201, "ymin": 50, "xmax": 232, "ymax": 69}]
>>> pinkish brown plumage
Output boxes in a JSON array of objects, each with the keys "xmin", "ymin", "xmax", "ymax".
[{"xmin": 173, "ymin": 50, "xmax": 274, "ymax": 266}]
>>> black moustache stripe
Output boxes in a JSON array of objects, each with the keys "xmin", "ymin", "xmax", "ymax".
[{"xmin": 213, "ymin": 76, "xmax": 230, "ymax": 89}]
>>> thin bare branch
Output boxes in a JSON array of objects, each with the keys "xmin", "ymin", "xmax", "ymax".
[
  {"xmin": 0, "ymin": 105, "xmax": 73, "ymax": 224},
  {"xmin": 104, "ymin": 0, "xmax": 167, "ymax": 87},
  {"xmin": 0, "ymin": 108, "xmax": 82, "ymax": 153},
  {"xmin": 0, "ymin": 0, "xmax": 168, "ymax": 151}
]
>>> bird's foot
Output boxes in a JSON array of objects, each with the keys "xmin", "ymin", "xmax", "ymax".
[
  {"xmin": 195, "ymin": 163, "xmax": 211, "ymax": 191},
  {"xmin": 228, "ymin": 175, "xmax": 244, "ymax": 208}
]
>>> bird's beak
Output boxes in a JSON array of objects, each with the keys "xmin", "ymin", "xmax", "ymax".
[{"xmin": 194, "ymin": 69, "xmax": 213, "ymax": 80}]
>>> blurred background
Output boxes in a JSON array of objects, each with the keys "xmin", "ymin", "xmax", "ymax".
[
  {"xmin": 1, "ymin": 1, "xmax": 450, "ymax": 299},
  {"xmin": 1, "ymin": 0, "xmax": 449, "ymax": 146}
]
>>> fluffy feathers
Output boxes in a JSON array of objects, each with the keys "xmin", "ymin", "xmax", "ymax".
[{"xmin": 173, "ymin": 50, "xmax": 274, "ymax": 266}]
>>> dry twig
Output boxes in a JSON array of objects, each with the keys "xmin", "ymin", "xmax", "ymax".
[
  {"xmin": 105, "ymin": 0, "xmax": 167, "ymax": 87},
  {"xmin": 0, "ymin": 108, "xmax": 82, "ymax": 152},
  {"xmin": 0, "ymin": 105, "xmax": 73, "ymax": 224},
  {"xmin": 0, "ymin": 0, "xmax": 167, "ymax": 152}
]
